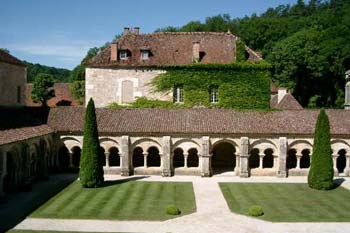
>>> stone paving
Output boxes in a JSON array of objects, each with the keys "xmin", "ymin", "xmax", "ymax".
[{"xmin": 13, "ymin": 175, "xmax": 350, "ymax": 233}]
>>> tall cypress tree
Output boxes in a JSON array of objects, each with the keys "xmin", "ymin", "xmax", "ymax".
[
  {"xmin": 308, "ymin": 108, "xmax": 334, "ymax": 190},
  {"xmin": 80, "ymin": 98, "xmax": 104, "ymax": 188}
]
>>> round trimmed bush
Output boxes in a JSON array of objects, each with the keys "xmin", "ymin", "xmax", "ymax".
[
  {"xmin": 248, "ymin": 205, "xmax": 264, "ymax": 217},
  {"xmin": 165, "ymin": 204, "xmax": 180, "ymax": 215}
]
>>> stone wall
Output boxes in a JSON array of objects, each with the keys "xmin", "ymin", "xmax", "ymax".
[
  {"xmin": 0, "ymin": 62, "xmax": 26, "ymax": 106},
  {"xmin": 86, "ymin": 68, "xmax": 171, "ymax": 107}
]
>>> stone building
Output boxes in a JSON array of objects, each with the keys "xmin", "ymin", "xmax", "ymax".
[
  {"xmin": 0, "ymin": 50, "xmax": 26, "ymax": 107},
  {"xmin": 86, "ymin": 27, "xmax": 262, "ymax": 107}
]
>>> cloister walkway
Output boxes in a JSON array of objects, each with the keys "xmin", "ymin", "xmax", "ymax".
[{"xmin": 13, "ymin": 175, "xmax": 350, "ymax": 233}]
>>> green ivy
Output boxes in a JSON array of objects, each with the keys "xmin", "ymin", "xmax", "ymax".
[{"xmin": 151, "ymin": 62, "xmax": 271, "ymax": 109}]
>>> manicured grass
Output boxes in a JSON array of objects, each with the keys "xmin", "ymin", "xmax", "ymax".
[
  {"xmin": 220, "ymin": 183, "xmax": 350, "ymax": 222},
  {"xmin": 31, "ymin": 180, "xmax": 196, "ymax": 220}
]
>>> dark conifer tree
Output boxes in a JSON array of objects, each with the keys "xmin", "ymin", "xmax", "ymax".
[{"xmin": 79, "ymin": 98, "xmax": 104, "ymax": 188}]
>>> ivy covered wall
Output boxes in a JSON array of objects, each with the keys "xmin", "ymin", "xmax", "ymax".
[{"xmin": 150, "ymin": 62, "xmax": 271, "ymax": 109}]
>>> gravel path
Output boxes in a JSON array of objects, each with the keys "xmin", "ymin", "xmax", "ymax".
[{"xmin": 14, "ymin": 175, "xmax": 350, "ymax": 233}]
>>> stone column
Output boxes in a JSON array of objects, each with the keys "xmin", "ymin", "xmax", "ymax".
[
  {"xmin": 184, "ymin": 152, "xmax": 189, "ymax": 168},
  {"xmin": 345, "ymin": 70, "xmax": 350, "ymax": 110},
  {"xmin": 259, "ymin": 155, "xmax": 263, "ymax": 169},
  {"xmin": 161, "ymin": 136, "xmax": 171, "ymax": 177},
  {"xmin": 234, "ymin": 155, "xmax": 240, "ymax": 175},
  {"xmin": 143, "ymin": 152, "xmax": 148, "ymax": 169},
  {"xmin": 201, "ymin": 136, "xmax": 211, "ymax": 177},
  {"xmin": 105, "ymin": 152, "xmax": 110, "ymax": 167},
  {"xmin": 239, "ymin": 137, "xmax": 249, "ymax": 178},
  {"xmin": 332, "ymin": 155, "xmax": 338, "ymax": 176},
  {"xmin": 120, "ymin": 135, "xmax": 131, "ymax": 176},
  {"xmin": 296, "ymin": 154, "xmax": 302, "ymax": 169},
  {"xmin": 278, "ymin": 137, "xmax": 287, "ymax": 178},
  {"xmin": 344, "ymin": 155, "xmax": 350, "ymax": 176},
  {"xmin": 0, "ymin": 150, "xmax": 6, "ymax": 197}
]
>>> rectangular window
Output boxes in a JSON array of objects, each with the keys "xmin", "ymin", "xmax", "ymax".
[
  {"xmin": 141, "ymin": 50, "xmax": 149, "ymax": 60},
  {"xmin": 174, "ymin": 85, "xmax": 184, "ymax": 103},
  {"xmin": 119, "ymin": 50, "xmax": 128, "ymax": 60},
  {"xmin": 210, "ymin": 87, "xmax": 218, "ymax": 103},
  {"xmin": 17, "ymin": 86, "xmax": 21, "ymax": 103}
]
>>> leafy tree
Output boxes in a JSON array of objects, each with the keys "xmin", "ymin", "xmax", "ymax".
[
  {"xmin": 70, "ymin": 80, "xmax": 85, "ymax": 105},
  {"xmin": 31, "ymin": 73, "xmax": 55, "ymax": 107},
  {"xmin": 308, "ymin": 109, "xmax": 334, "ymax": 190},
  {"xmin": 0, "ymin": 48, "xmax": 9, "ymax": 53},
  {"xmin": 79, "ymin": 98, "xmax": 104, "ymax": 188}
]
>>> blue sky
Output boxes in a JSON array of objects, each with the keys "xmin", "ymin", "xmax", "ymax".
[{"xmin": 1, "ymin": 0, "xmax": 299, "ymax": 70}]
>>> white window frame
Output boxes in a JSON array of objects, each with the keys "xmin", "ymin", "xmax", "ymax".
[
  {"xmin": 174, "ymin": 86, "xmax": 184, "ymax": 103},
  {"xmin": 119, "ymin": 50, "xmax": 128, "ymax": 60},
  {"xmin": 140, "ymin": 50, "xmax": 149, "ymax": 60},
  {"xmin": 210, "ymin": 87, "xmax": 219, "ymax": 104}
]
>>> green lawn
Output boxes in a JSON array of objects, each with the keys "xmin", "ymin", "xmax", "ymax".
[
  {"xmin": 31, "ymin": 180, "xmax": 196, "ymax": 220},
  {"xmin": 220, "ymin": 183, "xmax": 350, "ymax": 222}
]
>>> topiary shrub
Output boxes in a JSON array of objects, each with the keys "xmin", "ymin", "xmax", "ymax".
[
  {"xmin": 308, "ymin": 108, "xmax": 334, "ymax": 190},
  {"xmin": 247, "ymin": 205, "xmax": 264, "ymax": 217},
  {"xmin": 79, "ymin": 98, "xmax": 104, "ymax": 188},
  {"xmin": 165, "ymin": 204, "xmax": 181, "ymax": 215}
]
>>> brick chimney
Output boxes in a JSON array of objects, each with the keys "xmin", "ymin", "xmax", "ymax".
[
  {"xmin": 110, "ymin": 43, "xmax": 118, "ymax": 61},
  {"xmin": 192, "ymin": 41, "xmax": 200, "ymax": 63},
  {"xmin": 123, "ymin": 27, "xmax": 130, "ymax": 35},
  {"xmin": 345, "ymin": 70, "xmax": 350, "ymax": 110},
  {"xmin": 133, "ymin": 27, "xmax": 140, "ymax": 35}
]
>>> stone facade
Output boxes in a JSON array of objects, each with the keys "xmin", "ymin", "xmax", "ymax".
[
  {"xmin": 56, "ymin": 134, "xmax": 350, "ymax": 178},
  {"xmin": 0, "ymin": 62, "xmax": 26, "ymax": 107},
  {"xmin": 86, "ymin": 68, "xmax": 170, "ymax": 107}
]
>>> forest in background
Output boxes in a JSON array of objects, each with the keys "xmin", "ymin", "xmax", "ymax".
[{"xmin": 154, "ymin": 0, "xmax": 350, "ymax": 108}]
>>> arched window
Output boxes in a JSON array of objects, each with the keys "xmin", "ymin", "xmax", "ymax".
[
  {"xmin": 209, "ymin": 86, "xmax": 219, "ymax": 103},
  {"xmin": 173, "ymin": 85, "xmax": 184, "ymax": 103},
  {"xmin": 249, "ymin": 149, "xmax": 259, "ymax": 169},
  {"xmin": 187, "ymin": 148, "xmax": 199, "ymax": 168},
  {"xmin": 263, "ymin": 149, "xmax": 274, "ymax": 168},
  {"xmin": 300, "ymin": 149, "xmax": 310, "ymax": 168},
  {"xmin": 287, "ymin": 149, "xmax": 297, "ymax": 169}
]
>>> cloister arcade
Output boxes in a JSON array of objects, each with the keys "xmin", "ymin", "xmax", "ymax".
[{"xmin": 55, "ymin": 135, "xmax": 350, "ymax": 178}]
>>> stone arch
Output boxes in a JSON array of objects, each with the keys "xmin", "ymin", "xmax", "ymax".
[
  {"xmin": 3, "ymin": 146, "xmax": 20, "ymax": 193},
  {"xmin": 250, "ymin": 139, "xmax": 277, "ymax": 155},
  {"xmin": 71, "ymin": 146, "xmax": 82, "ymax": 168},
  {"xmin": 131, "ymin": 138, "xmax": 163, "ymax": 155},
  {"xmin": 331, "ymin": 140, "xmax": 350, "ymax": 155},
  {"xmin": 108, "ymin": 147, "xmax": 120, "ymax": 167},
  {"xmin": 211, "ymin": 140, "xmax": 237, "ymax": 174},
  {"xmin": 173, "ymin": 139, "xmax": 200, "ymax": 153},
  {"xmin": 287, "ymin": 149, "xmax": 297, "ymax": 169},
  {"xmin": 187, "ymin": 148, "xmax": 199, "ymax": 168},
  {"xmin": 249, "ymin": 148, "xmax": 260, "ymax": 169},
  {"xmin": 100, "ymin": 138, "xmax": 120, "ymax": 153},
  {"xmin": 263, "ymin": 148, "xmax": 274, "ymax": 168},
  {"xmin": 60, "ymin": 137, "xmax": 82, "ymax": 152},
  {"xmin": 147, "ymin": 146, "xmax": 161, "ymax": 167},
  {"xmin": 132, "ymin": 146, "xmax": 144, "ymax": 168},
  {"xmin": 300, "ymin": 149, "xmax": 311, "ymax": 169},
  {"xmin": 336, "ymin": 149, "xmax": 346, "ymax": 174},
  {"xmin": 57, "ymin": 144, "xmax": 70, "ymax": 170},
  {"xmin": 29, "ymin": 143, "xmax": 40, "ymax": 177},
  {"xmin": 289, "ymin": 140, "xmax": 313, "ymax": 155},
  {"xmin": 173, "ymin": 148, "xmax": 184, "ymax": 168}
]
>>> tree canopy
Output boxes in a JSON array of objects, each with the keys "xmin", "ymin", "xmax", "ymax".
[
  {"xmin": 25, "ymin": 61, "xmax": 71, "ymax": 83},
  {"xmin": 31, "ymin": 73, "xmax": 55, "ymax": 107}
]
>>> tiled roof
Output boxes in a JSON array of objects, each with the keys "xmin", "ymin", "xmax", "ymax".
[
  {"xmin": 26, "ymin": 83, "xmax": 79, "ymax": 107},
  {"xmin": 0, "ymin": 50, "xmax": 26, "ymax": 67},
  {"xmin": 47, "ymin": 107, "xmax": 350, "ymax": 136},
  {"xmin": 87, "ymin": 32, "xmax": 261, "ymax": 67},
  {"xmin": 270, "ymin": 94, "xmax": 303, "ymax": 110},
  {"xmin": 0, "ymin": 125, "xmax": 53, "ymax": 146},
  {"xmin": 0, "ymin": 107, "xmax": 53, "ymax": 145}
]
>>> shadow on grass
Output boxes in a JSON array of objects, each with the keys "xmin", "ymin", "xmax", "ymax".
[
  {"xmin": 332, "ymin": 178, "xmax": 345, "ymax": 189},
  {"xmin": 0, "ymin": 174, "xmax": 77, "ymax": 233},
  {"xmin": 100, "ymin": 176, "xmax": 150, "ymax": 188}
]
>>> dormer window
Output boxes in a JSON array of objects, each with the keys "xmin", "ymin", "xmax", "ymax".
[
  {"xmin": 119, "ymin": 50, "xmax": 128, "ymax": 60},
  {"xmin": 141, "ymin": 50, "xmax": 149, "ymax": 60}
]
